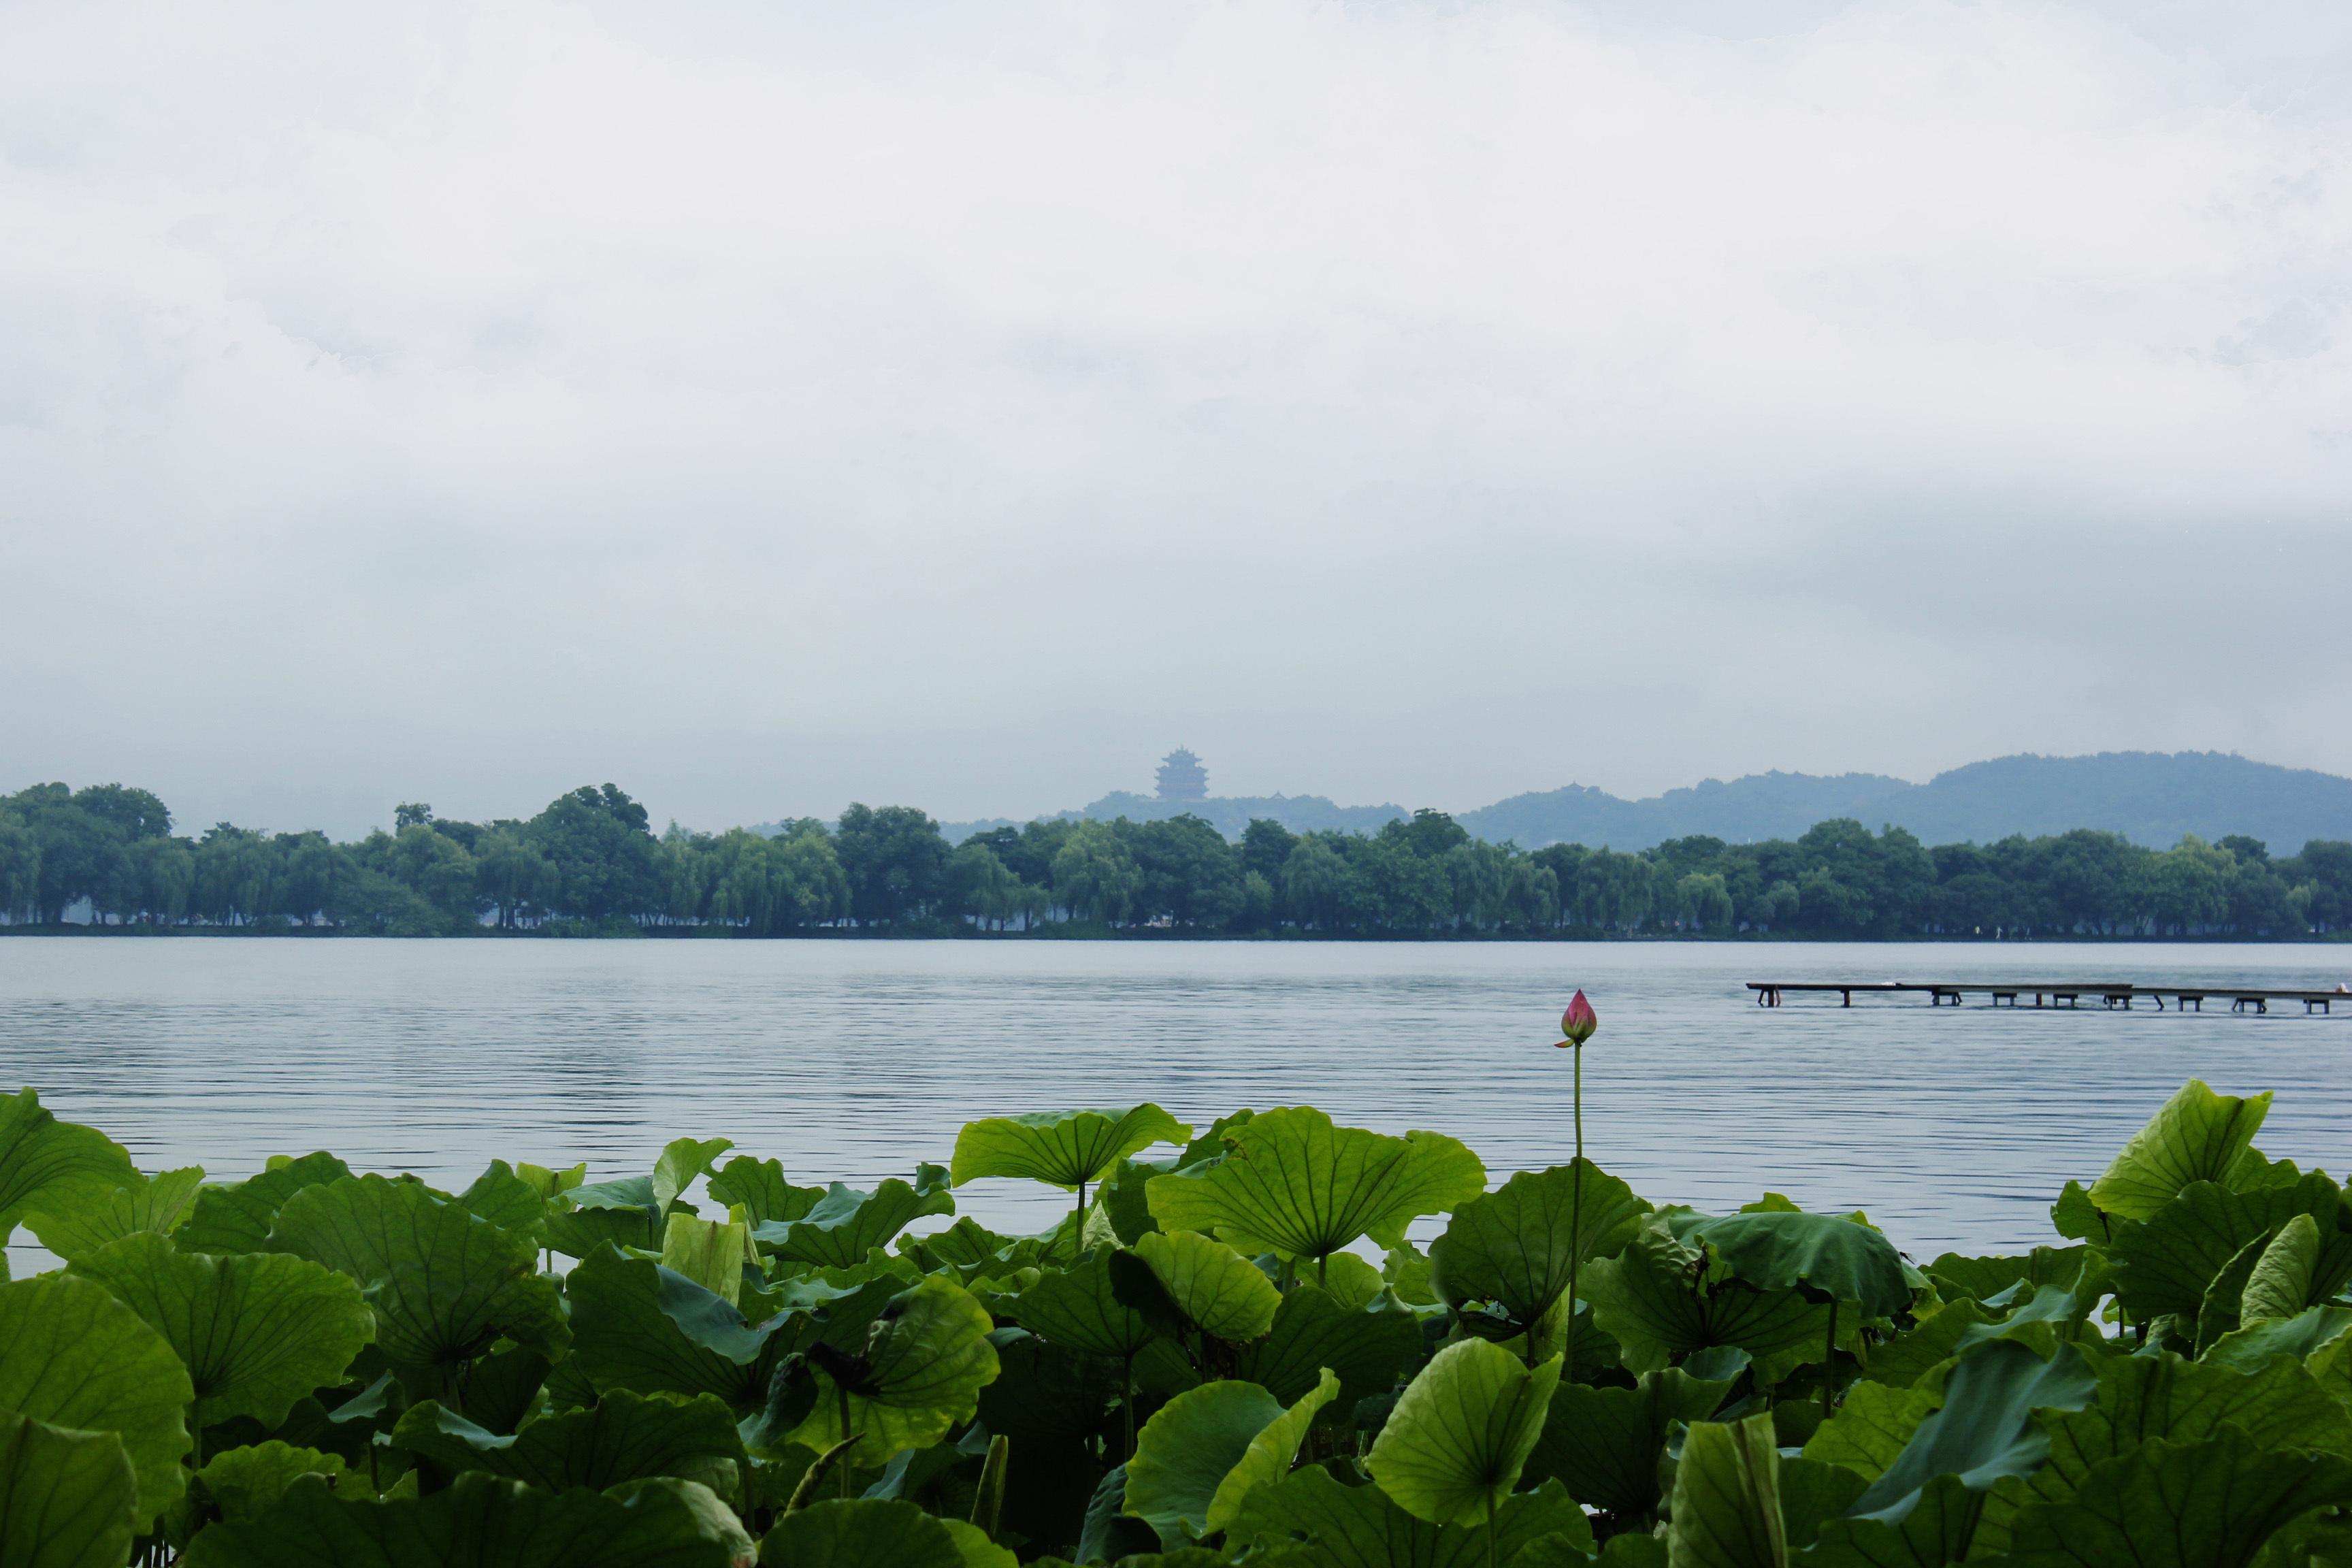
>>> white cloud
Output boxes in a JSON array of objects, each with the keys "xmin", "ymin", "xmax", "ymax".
[{"xmin": 2, "ymin": 0, "xmax": 2347, "ymax": 833}]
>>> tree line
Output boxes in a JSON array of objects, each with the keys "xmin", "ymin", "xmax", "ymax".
[{"xmin": 3, "ymin": 779, "xmax": 2348, "ymax": 939}]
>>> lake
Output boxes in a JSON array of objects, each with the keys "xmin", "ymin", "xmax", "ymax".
[{"xmin": 4, "ymin": 938, "xmax": 2349, "ymax": 1268}]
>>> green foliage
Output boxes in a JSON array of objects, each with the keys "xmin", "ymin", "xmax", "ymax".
[{"xmin": 14, "ymin": 1075, "xmax": 2352, "ymax": 1567}]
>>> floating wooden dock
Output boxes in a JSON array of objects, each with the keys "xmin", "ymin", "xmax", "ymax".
[{"xmin": 1748, "ymin": 981, "xmax": 2350, "ymax": 1014}]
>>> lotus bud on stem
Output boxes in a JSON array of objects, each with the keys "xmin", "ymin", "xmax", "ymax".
[{"xmin": 1552, "ymin": 991, "xmax": 1597, "ymax": 1373}]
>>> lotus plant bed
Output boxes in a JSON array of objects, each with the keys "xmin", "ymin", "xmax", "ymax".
[{"xmin": 4, "ymin": 1072, "xmax": 2352, "ymax": 1567}]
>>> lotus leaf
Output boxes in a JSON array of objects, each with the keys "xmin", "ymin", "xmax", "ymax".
[
  {"xmin": 567, "ymin": 1245, "xmax": 879, "ymax": 1412},
  {"xmin": 546, "ymin": 1175, "xmax": 668, "ymax": 1257},
  {"xmin": 1802, "ymin": 1379, "xmax": 1938, "ymax": 1483},
  {"xmin": 2205, "ymin": 1304, "xmax": 2352, "ymax": 1372},
  {"xmin": 22, "ymin": 1166, "xmax": 203, "ymax": 1262},
  {"xmin": 758, "ymin": 1497, "xmax": 966, "ymax": 1567},
  {"xmin": 0, "ymin": 1407, "xmax": 139, "ymax": 1568},
  {"xmin": 1126, "ymin": 1371, "xmax": 1338, "ymax": 1545},
  {"xmin": 1865, "ymin": 1296, "xmax": 2002, "ymax": 1388},
  {"xmin": 267, "ymin": 1174, "xmax": 568, "ymax": 1375},
  {"xmin": 457, "ymin": 1162, "xmax": 551, "ymax": 1237},
  {"xmin": 2108, "ymin": 1173, "xmax": 2351, "ymax": 1326},
  {"xmin": 1228, "ymin": 1460, "xmax": 1592, "ymax": 1567},
  {"xmin": 2241, "ymin": 1211, "xmax": 2323, "ymax": 1323},
  {"xmin": 1522, "ymin": 1351, "xmax": 1744, "ymax": 1520},
  {"xmin": 69, "ymin": 1230, "xmax": 374, "ymax": 1428},
  {"xmin": 653, "ymin": 1138, "xmax": 736, "ymax": 1213},
  {"xmin": 1805, "ymin": 1471, "xmax": 1984, "ymax": 1567},
  {"xmin": 794, "ymin": 1273, "xmax": 1000, "ymax": 1460},
  {"xmin": 514, "ymin": 1162, "xmax": 587, "ymax": 1201},
  {"xmin": 1845, "ymin": 1340, "xmax": 2096, "ymax": 1522},
  {"xmin": 1234, "ymin": 1284, "xmax": 1423, "ymax": 1414},
  {"xmin": 951, "ymin": 1107, "xmax": 1192, "ymax": 1192},
  {"xmin": 1923, "ymin": 1245, "xmax": 2091, "ymax": 1305},
  {"xmin": 1124, "ymin": 1229, "xmax": 1284, "ymax": 1342},
  {"xmin": 1146, "ymin": 1107, "xmax": 1486, "ymax": 1268},
  {"xmin": 1583, "ymin": 1223, "xmax": 1833, "ymax": 1382},
  {"xmin": 2001, "ymin": 1428, "xmax": 2352, "ymax": 1568},
  {"xmin": 2087, "ymin": 1080, "xmax": 2272, "ymax": 1222},
  {"xmin": 755, "ymin": 1171, "xmax": 956, "ymax": 1268},
  {"xmin": 1663, "ymin": 1413, "xmax": 1785, "ymax": 1568},
  {"xmin": 177, "ymin": 1153, "xmax": 354, "ymax": 1256},
  {"xmin": 193, "ymin": 1441, "xmax": 344, "ymax": 1523},
  {"xmin": 1367, "ymin": 1337, "xmax": 1560, "ymax": 1527},
  {"xmin": 1668, "ymin": 1210, "xmax": 1910, "ymax": 1318},
  {"xmin": 393, "ymin": 1388, "xmax": 744, "ymax": 1490},
  {"xmin": 0, "ymin": 1088, "xmax": 137, "ymax": 1238},
  {"xmin": 663, "ymin": 1212, "xmax": 755, "ymax": 1306},
  {"xmin": 179, "ymin": 1470, "xmax": 735, "ymax": 1567},
  {"xmin": 708, "ymin": 1157, "xmax": 826, "ymax": 1227},
  {"xmin": 1431, "ymin": 1159, "xmax": 1650, "ymax": 1337},
  {"xmin": 1015, "ymin": 1247, "xmax": 1157, "ymax": 1360},
  {"xmin": 1972, "ymin": 1344, "xmax": 2352, "ymax": 1550},
  {"xmin": 0, "ymin": 1272, "xmax": 193, "ymax": 1526}
]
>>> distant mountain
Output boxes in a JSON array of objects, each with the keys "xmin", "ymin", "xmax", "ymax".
[{"xmin": 1457, "ymin": 751, "xmax": 2352, "ymax": 853}]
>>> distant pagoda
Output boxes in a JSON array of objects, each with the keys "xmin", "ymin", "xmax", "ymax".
[{"xmin": 1155, "ymin": 748, "xmax": 1209, "ymax": 802}]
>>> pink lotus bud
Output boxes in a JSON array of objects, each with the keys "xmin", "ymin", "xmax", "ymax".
[{"xmin": 1558, "ymin": 990, "xmax": 1598, "ymax": 1047}]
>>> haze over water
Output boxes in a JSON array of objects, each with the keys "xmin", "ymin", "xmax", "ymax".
[{"xmin": 6, "ymin": 940, "xmax": 2348, "ymax": 1267}]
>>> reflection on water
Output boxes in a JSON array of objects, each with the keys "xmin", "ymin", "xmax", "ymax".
[{"xmin": 3, "ymin": 938, "xmax": 2347, "ymax": 1263}]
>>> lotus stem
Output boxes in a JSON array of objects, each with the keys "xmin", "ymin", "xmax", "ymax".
[
  {"xmin": 1486, "ymin": 1490, "xmax": 1499, "ymax": 1568},
  {"xmin": 1821, "ymin": 1299, "xmax": 1839, "ymax": 1423},
  {"xmin": 838, "ymin": 1384, "xmax": 855, "ymax": 1499},
  {"xmin": 1075, "ymin": 1179, "xmax": 1088, "ymax": 1260},
  {"xmin": 1123, "ymin": 1352, "xmax": 1137, "ymax": 1460},
  {"xmin": 1565, "ymin": 1045, "xmax": 1585, "ymax": 1376}
]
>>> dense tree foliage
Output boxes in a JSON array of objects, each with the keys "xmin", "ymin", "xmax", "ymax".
[{"xmin": 4, "ymin": 781, "xmax": 2348, "ymax": 938}]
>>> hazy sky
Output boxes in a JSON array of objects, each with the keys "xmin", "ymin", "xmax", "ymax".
[{"xmin": 5, "ymin": 1, "xmax": 2349, "ymax": 838}]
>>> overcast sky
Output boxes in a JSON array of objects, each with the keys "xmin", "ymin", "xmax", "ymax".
[{"xmin": 3, "ymin": 1, "xmax": 2348, "ymax": 838}]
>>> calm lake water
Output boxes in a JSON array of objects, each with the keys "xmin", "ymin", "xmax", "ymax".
[{"xmin": 3, "ymin": 938, "xmax": 2349, "ymax": 1267}]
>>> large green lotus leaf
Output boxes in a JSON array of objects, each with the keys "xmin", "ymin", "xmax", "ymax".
[
  {"xmin": 1971, "ymin": 1344, "xmax": 2352, "ymax": 1551},
  {"xmin": 0, "ymin": 1273, "xmax": 193, "ymax": 1526},
  {"xmin": 2240, "ymin": 1212, "xmax": 2323, "ymax": 1323},
  {"xmin": 176, "ymin": 1153, "xmax": 354, "ymax": 1256},
  {"xmin": 1999, "ymin": 1428, "xmax": 2352, "ymax": 1568},
  {"xmin": 267, "ymin": 1175, "xmax": 567, "ymax": 1373},
  {"xmin": 69, "ymin": 1231, "xmax": 373, "ymax": 1428},
  {"xmin": 1014, "ymin": 1247, "xmax": 1157, "ymax": 1359},
  {"xmin": 0, "ymin": 1408, "xmax": 139, "ymax": 1568},
  {"xmin": 793, "ymin": 1274, "xmax": 1000, "ymax": 1460},
  {"xmin": 1146, "ymin": 1107, "xmax": 1486, "ymax": 1263},
  {"xmin": 1096, "ymin": 1157, "xmax": 1169, "ymax": 1245},
  {"xmin": 1923, "ymin": 1245, "xmax": 2091, "ymax": 1305},
  {"xmin": 2204, "ymin": 1304, "xmax": 2352, "ymax": 1373},
  {"xmin": 1778, "ymin": 1456, "xmax": 1871, "ymax": 1550},
  {"xmin": 1229, "ymin": 1462, "xmax": 1593, "ymax": 1567},
  {"xmin": 566, "ymin": 1245, "xmax": 885, "ymax": 1413},
  {"xmin": 653, "ymin": 1139, "xmax": 735, "ymax": 1213},
  {"xmin": 1430, "ymin": 1160, "xmax": 1650, "ymax": 1333},
  {"xmin": 1806, "ymin": 1471, "xmax": 1986, "ymax": 1568},
  {"xmin": 2108, "ymin": 1174, "xmax": 2351, "ymax": 1325},
  {"xmin": 0, "ymin": 1088, "xmax": 137, "ymax": 1239},
  {"xmin": 1208, "ymin": 1368, "xmax": 1340, "ymax": 1535},
  {"xmin": 1844, "ymin": 1340, "xmax": 2096, "ymax": 1522},
  {"xmin": 951, "ymin": 1107, "xmax": 1193, "ymax": 1191},
  {"xmin": 456, "ymin": 1162, "xmax": 551, "ymax": 1237},
  {"xmin": 1668, "ymin": 1211, "xmax": 1910, "ymax": 1318},
  {"xmin": 1583, "ymin": 1224, "xmax": 1832, "ymax": 1382},
  {"xmin": 194, "ymin": 1441, "xmax": 344, "ymax": 1523},
  {"xmin": 1367, "ymin": 1337, "xmax": 1561, "ymax": 1528},
  {"xmin": 2087, "ymin": 1080, "xmax": 2272, "ymax": 1222},
  {"xmin": 1522, "ymin": 1352, "xmax": 1743, "ymax": 1520},
  {"xmin": 1234, "ymin": 1284, "xmax": 1423, "ymax": 1415},
  {"xmin": 754, "ymin": 1171, "xmax": 955, "ymax": 1269},
  {"xmin": 23, "ymin": 1166, "xmax": 203, "ymax": 1262},
  {"xmin": 662, "ymin": 1213, "xmax": 753, "ymax": 1307},
  {"xmin": 706, "ymin": 1158, "xmax": 826, "ymax": 1227},
  {"xmin": 544, "ymin": 1197, "xmax": 665, "ymax": 1258},
  {"xmin": 1665, "ymin": 1413, "xmax": 1785, "ymax": 1568},
  {"xmin": 1801, "ymin": 1379, "xmax": 1939, "ymax": 1483},
  {"xmin": 1126, "ymin": 1380, "xmax": 1284, "ymax": 1545},
  {"xmin": 1126, "ymin": 1230, "xmax": 1284, "ymax": 1343},
  {"xmin": 180, "ymin": 1470, "xmax": 734, "ymax": 1567},
  {"xmin": 394, "ymin": 1388, "xmax": 744, "ymax": 1490},
  {"xmin": 514, "ymin": 1162, "xmax": 585, "ymax": 1201},
  {"xmin": 757, "ymin": 1497, "xmax": 966, "ymax": 1567}
]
